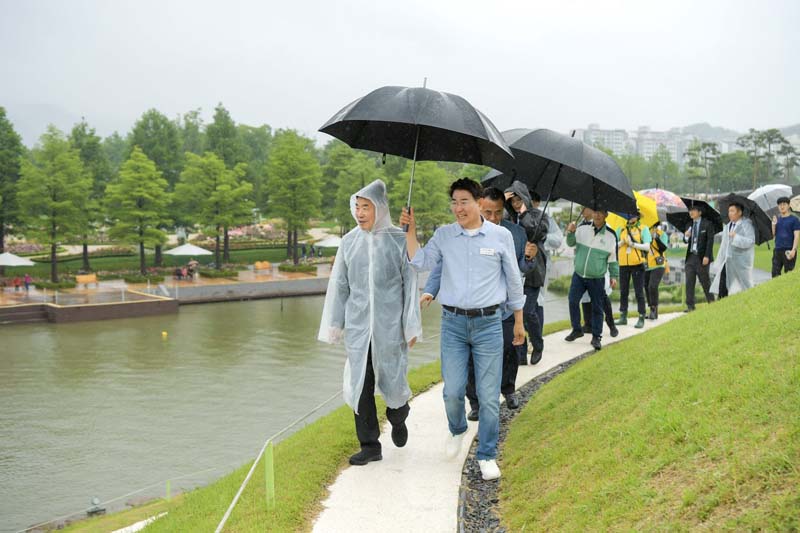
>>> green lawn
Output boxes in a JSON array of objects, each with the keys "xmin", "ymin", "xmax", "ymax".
[{"xmin": 500, "ymin": 270, "xmax": 800, "ymax": 530}]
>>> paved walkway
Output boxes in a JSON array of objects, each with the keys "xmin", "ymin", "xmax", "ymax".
[{"xmin": 312, "ymin": 313, "xmax": 681, "ymax": 533}]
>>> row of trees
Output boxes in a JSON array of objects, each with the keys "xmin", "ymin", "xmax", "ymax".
[
  {"xmin": 0, "ymin": 105, "xmax": 470, "ymax": 281},
  {"xmin": 600, "ymin": 129, "xmax": 799, "ymax": 195},
  {"xmin": 2, "ymin": 104, "xmax": 797, "ymax": 282}
]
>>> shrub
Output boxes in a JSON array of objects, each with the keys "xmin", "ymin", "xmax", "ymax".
[
  {"xmin": 122, "ymin": 274, "xmax": 165, "ymax": 283},
  {"xmin": 278, "ymin": 263, "xmax": 317, "ymax": 273},
  {"xmin": 198, "ymin": 269, "xmax": 239, "ymax": 279},
  {"xmin": 34, "ymin": 280, "xmax": 77, "ymax": 290}
]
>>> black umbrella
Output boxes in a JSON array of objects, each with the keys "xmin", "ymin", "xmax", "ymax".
[
  {"xmin": 716, "ymin": 193, "xmax": 773, "ymax": 245},
  {"xmin": 666, "ymin": 197, "xmax": 723, "ymax": 234},
  {"xmin": 319, "ymin": 85, "xmax": 514, "ymax": 227},
  {"xmin": 496, "ymin": 128, "xmax": 637, "ymax": 214}
]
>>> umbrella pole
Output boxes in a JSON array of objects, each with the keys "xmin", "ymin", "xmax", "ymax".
[
  {"xmin": 403, "ymin": 126, "xmax": 421, "ymax": 233},
  {"xmin": 536, "ymin": 163, "xmax": 563, "ymax": 235}
]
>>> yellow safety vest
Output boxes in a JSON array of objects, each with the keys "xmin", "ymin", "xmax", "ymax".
[{"xmin": 618, "ymin": 224, "xmax": 647, "ymax": 266}]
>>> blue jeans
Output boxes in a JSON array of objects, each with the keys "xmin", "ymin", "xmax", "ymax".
[
  {"xmin": 440, "ymin": 308, "xmax": 503, "ymax": 460},
  {"xmin": 568, "ymin": 273, "xmax": 605, "ymax": 338}
]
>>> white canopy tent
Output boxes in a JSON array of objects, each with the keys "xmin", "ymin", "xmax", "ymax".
[{"xmin": 0, "ymin": 252, "xmax": 35, "ymax": 267}]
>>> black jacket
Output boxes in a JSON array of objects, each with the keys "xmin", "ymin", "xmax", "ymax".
[{"xmin": 684, "ymin": 218, "xmax": 714, "ymax": 262}]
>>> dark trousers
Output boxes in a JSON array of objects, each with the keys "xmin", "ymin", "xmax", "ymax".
[
  {"xmin": 523, "ymin": 286, "xmax": 543, "ymax": 352},
  {"xmin": 619, "ymin": 264, "xmax": 646, "ymax": 316},
  {"xmin": 582, "ymin": 295, "xmax": 615, "ymax": 332},
  {"xmin": 685, "ymin": 253, "xmax": 713, "ymax": 308},
  {"xmin": 645, "ymin": 268, "xmax": 665, "ymax": 308},
  {"xmin": 717, "ymin": 266, "xmax": 729, "ymax": 299},
  {"xmin": 772, "ymin": 248, "xmax": 796, "ymax": 277},
  {"xmin": 354, "ymin": 350, "xmax": 409, "ymax": 452},
  {"xmin": 466, "ymin": 316, "xmax": 521, "ymax": 409},
  {"xmin": 568, "ymin": 273, "xmax": 605, "ymax": 338}
]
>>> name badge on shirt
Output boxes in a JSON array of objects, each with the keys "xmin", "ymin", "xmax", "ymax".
[{"xmin": 479, "ymin": 248, "xmax": 495, "ymax": 256}]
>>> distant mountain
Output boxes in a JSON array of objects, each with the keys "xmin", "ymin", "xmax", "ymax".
[
  {"xmin": 681, "ymin": 122, "xmax": 741, "ymax": 141},
  {"xmin": 780, "ymin": 124, "xmax": 800, "ymax": 137}
]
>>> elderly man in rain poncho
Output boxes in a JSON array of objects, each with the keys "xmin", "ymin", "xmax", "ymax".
[
  {"xmin": 318, "ymin": 179, "xmax": 422, "ymax": 466},
  {"xmin": 710, "ymin": 202, "xmax": 756, "ymax": 298}
]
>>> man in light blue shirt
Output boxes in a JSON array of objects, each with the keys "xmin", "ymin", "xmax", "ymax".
[{"xmin": 400, "ymin": 178, "xmax": 524, "ymax": 482}]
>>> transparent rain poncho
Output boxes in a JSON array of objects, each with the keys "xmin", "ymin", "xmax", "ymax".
[
  {"xmin": 318, "ymin": 179, "xmax": 422, "ymax": 412},
  {"xmin": 710, "ymin": 217, "xmax": 756, "ymax": 295}
]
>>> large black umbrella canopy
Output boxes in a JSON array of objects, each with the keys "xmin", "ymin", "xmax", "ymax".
[
  {"xmin": 717, "ymin": 193, "xmax": 773, "ymax": 245},
  {"xmin": 496, "ymin": 128, "xmax": 637, "ymax": 213},
  {"xmin": 667, "ymin": 197, "xmax": 723, "ymax": 234},
  {"xmin": 319, "ymin": 86, "xmax": 514, "ymax": 169}
]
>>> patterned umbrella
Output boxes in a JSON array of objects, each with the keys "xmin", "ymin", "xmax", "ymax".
[{"xmin": 638, "ymin": 188, "xmax": 687, "ymax": 214}]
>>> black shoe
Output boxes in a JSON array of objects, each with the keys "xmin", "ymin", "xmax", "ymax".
[
  {"xmin": 609, "ymin": 326, "xmax": 619, "ymax": 338},
  {"xmin": 648, "ymin": 308, "xmax": 656, "ymax": 320},
  {"xmin": 564, "ymin": 330, "xmax": 584, "ymax": 342},
  {"xmin": 505, "ymin": 393, "xmax": 520, "ymax": 410},
  {"xmin": 349, "ymin": 448, "xmax": 382, "ymax": 465},
  {"xmin": 391, "ymin": 421, "xmax": 408, "ymax": 448},
  {"xmin": 530, "ymin": 350, "xmax": 543, "ymax": 365},
  {"xmin": 591, "ymin": 336, "xmax": 602, "ymax": 350},
  {"xmin": 684, "ymin": 307, "xmax": 695, "ymax": 313},
  {"xmin": 467, "ymin": 408, "xmax": 479, "ymax": 421},
  {"xmin": 581, "ymin": 323, "xmax": 592, "ymax": 334}
]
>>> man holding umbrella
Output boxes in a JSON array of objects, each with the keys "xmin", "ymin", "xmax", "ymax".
[
  {"xmin": 564, "ymin": 209, "xmax": 619, "ymax": 351},
  {"xmin": 400, "ymin": 178, "xmax": 525, "ymax": 482},
  {"xmin": 683, "ymin": 204, "xmax": 716, "ymax": 311}
]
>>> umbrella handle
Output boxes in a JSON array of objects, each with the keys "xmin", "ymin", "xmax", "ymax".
[{"xmin": 403, "ymin": 127, "xmax": 421, "ymax": 233}]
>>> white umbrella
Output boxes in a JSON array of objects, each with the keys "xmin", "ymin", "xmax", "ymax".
[
  {"xmin": 316, "ymin": 236, "xmax": 342, "ymax": 248},
  {"xmin": 163, "ymin": 243, "xmax": 213, "ymax": 256},
  {"xmin": 748, "ymin": 184, "xmax": 792, "ymax": 217},
  {"xmin": 0, "ymin": 252, "xmax": 35, "ymax": 267}
]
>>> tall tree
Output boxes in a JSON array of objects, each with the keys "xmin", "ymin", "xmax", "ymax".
[
  {"xmin": 103, "ymin": 131, "xmax": 129, "ymax": 175},
  {"xmin": 0, "ymin": 107, "xmax": 24, "ymax": 276},
  {"xmin": 129, "ymin": 109, "xmax": 183, "ymax": 266},
  {"xmin": 175, "ymin": 152, "xmax": 253, "ymax": 268},
  {"xmin": 647, "ymin": 144, "xmax": 680, "ymax": 189},
  {"xmin": 759, "ymin": 128, "xmax": 787, "ymax": 183},
  {"xmin": 17, "ymin": 126, "xmax": 91, "ymax": 282},
  {"xmin": 238, "ymin": 123, "xmax": 272, "ymax": 213},
  {"xmin": 206, "ymin": 103, "xmax": 245, "ymax": 169},
  {"xmin": 712, "ymin": 152, "xmax": 753, "ymax": 191},
  {"xmin": 389, "ymin": 161, "xmax": 453, "ymax": 240},
  {"xmin": 614, "ymin": 153, "xmax": 649, "ymax": 190},
  {"xmin": 737, "ymin": 129, "xmax": 766, "ymax": 189},
  {"xmin": 129, "ymin": 109, "xmax": 183, "ymax": 188},
  {"xmin": 267, "ymin": 130, "xmax": 322, "ymax": 264},
  {"xmin": 179, "ymin": 108, "xmax": 206, "ymax": 156},
  {"xmin": 70, "ymin": 118, "xmax": 113, "ymax": 271},
  {"xmin": 777, "ymin": 142, "xmax": 799, "ymax": 184},
  {"xmin": 105, "ymin": 147, "xmax": 171, "ymax": 275}
]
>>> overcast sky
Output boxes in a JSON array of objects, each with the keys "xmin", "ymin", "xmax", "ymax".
[{"xmin": 2, "ymin": 0, "xmax": 798, "ymax": 146}]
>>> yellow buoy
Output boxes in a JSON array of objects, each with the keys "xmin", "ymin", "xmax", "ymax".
[{"xmin": 161, "ymin": 331, "xmax": 168, "ymax": 339}]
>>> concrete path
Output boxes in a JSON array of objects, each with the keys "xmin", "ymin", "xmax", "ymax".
[{"xmin": 312, "ymin": 313, "xmax": 681, "ymax": 533}]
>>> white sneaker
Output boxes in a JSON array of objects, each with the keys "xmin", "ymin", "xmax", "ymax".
[
  {"xmin": 445, "ymin": 432, "xmax": 465, "ymax": 459},
  {"xmin": 478, "ymin": 459, "xmax": 501, "ymax": 480}
]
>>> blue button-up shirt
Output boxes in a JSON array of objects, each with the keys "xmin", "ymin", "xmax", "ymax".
[
  {"xmin": 409, "ymin": 219, "xmax": 524, "ymax": 311},
  {"xmin": 423, "ymin": 219, "xmax": 531, "ymax": 319}
]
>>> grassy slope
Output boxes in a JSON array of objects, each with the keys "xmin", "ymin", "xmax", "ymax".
[
  {"xmin": 500, "ymin": 270, "xmax": 800, "ymax": 531},
  {"xmin": 64, "ymin": 362, "xmax": 443, "ymax": 533}
]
